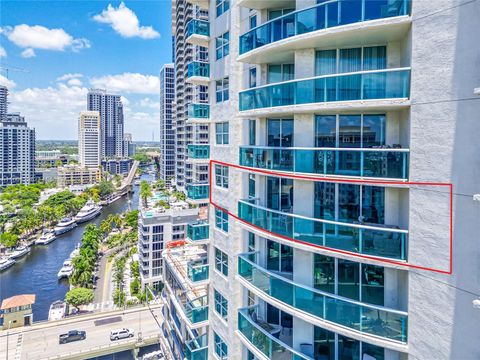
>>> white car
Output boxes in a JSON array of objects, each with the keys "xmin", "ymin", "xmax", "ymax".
[{"xmin": 110, "ymin": 328, "xmax": 134, "ymax": 341}]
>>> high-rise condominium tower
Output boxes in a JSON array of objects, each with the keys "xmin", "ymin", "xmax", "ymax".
[
  {"xmin": 87, "ymin": 89, "xmax": 124, "ymax": 158},
  {"xmin": 78, "ymin": 111, "xmax": 101, "ymax": 168},
  {"xmin": 172, "ymin": 0, "xmax": 210, "ymax": 201},
  {"xmin": 160, "ymin": 63, "xmax": 176, "ymax": 184},
  {"xmin": 0, "ymin": 86, "xmax": 8, "ymax": 123},
  {"xmin": 163, "ymin": 0, "xmax": 480, "ymax": 359},
  {"xmin": 0, "ymin": 87, "xmax": 35, "ymax": 186}
]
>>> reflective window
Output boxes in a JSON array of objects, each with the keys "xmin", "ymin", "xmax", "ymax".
[
  {"xmin": 267, "ymin": 118, "xmax": 293, "ymax": 147},
  {"xmin": 266, "ymin": 240, "xmax": 293, "ymax": 273},
  {"xmin": 216, "ymin": 0, "xmax": 229, "ymax": 17},
  {"xmin": 215, "ymin": 31, "xmax": 230, "ymax": 60},
  {"xmin": 267, "ymin": 64, "xmax": 294, "ymax": 84},
  {"xmin": 315, "ymin": 46, "xmax": 387, "ymax": 75},
  {"xmin": 267, "ymin": 177, "xmax": 293, "ymax": 212}
]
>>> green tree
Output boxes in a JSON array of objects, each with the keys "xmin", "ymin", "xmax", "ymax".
[
  {"xmin": 113, "ymin": 174, "xmax": 122, "ymax": 188},
  {"xmin": 55, "ymin": 160, "xmax": 64, "ymax": 167},
  {"xmin": 98, "ymin": 181, "xmax": 115, "ymax": 198},
  {"xmin": 113, "ymin": 288, "xmax": 126, "ymax": 307},
  {"xmin": 65, "ymin": 287, "xmax": 94, "ymax": 310},
  {"xmin": 139, "ymin": 181, "xmax": 152, "ymax": 207},
  {"xmin": 124, "ymin": 210, "xmax": 139, "ymax": 228},
  {"xmin": 0, "ymin": 232, "xmax": 19, "ymax": 248},
  {"xmin": 173, "ymin": 191, "xmax": 186, "ymax": 201}
]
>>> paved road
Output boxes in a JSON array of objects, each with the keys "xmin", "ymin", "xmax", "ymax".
[{"xmin": 0, "ymin": 306, "xmax": 163, "ymax": 360}]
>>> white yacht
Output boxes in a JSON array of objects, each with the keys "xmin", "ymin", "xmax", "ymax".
[
  {"xmin": 54, "ymin": 217, "xmax": 77, "ymax": 235},
  {"xmin": 8, "ymin": 245, "xmax": 30, "ymax": 259},
  {"xmin": 134, "ymin": 180, "xmax": 141, "ymax": 186},
  {"xmin": 69, "ymin": 243, "xmax": 80, "ymax": 259},
  {"xmin": 74, "ymin": 200, "xmax": 101, "ymax": 223},
  {"xmin": 35, "ymin": 230, "xmax": 56, "ymax": 245},
  {"xmin": 48, "ymin": 300, "xmax": 67, "ymax": 321},
  {"xmin": 0, "ymin": 257, "xmax": 16, "ymax": 271},
  {"xmin": 57, "ymin": 260, "xmax": 74, "ymax": 279}
]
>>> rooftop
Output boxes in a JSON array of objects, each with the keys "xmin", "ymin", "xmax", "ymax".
[{"xmin": 1, "ymin": 294, "xmax": 36, "ymax": 310}]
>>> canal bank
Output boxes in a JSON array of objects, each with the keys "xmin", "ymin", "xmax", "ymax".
[{"xmin": 0, "ymin": 183, "xmax": 142, "ymax": 321}]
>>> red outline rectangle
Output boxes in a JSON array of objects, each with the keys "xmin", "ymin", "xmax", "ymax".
[{"xmin": 209, "ymin": 159, "xmax": 453, "ymax": 275}]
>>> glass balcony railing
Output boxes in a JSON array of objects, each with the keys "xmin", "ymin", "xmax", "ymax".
[
  {"xmin": 186, "ymin": 333, "xmax": 208, "ymax": 360},
  {"xmin": 238, "ymin": 306, "xmax": 314, "ymax": 360},
  {"xmin": 186, "ymin": 19, "xmax": 210, "ymax": 38},
  {"xmin": 187, "ymin": 184, "xmax": 210, "ymax": 200},
  {"xmin": 238, "ymin": 200, "xmax": 408, "ymax": 260},
  {"xmin": 239, "ymin": 146, "xmax": 409, "ymax": 180},
  {"xmin": 239, "ymin": 68, "xmax": 410, "ymax": 111},
  {"xmin": 188, "ymin": 144, "xmax": 210, "ymax": 159},
  {"xmin": 239, "ymin": 0, "xmax": 410, "ymax": 54},
  {"xmin": 188, "ymin": 103, "xmax": 210, "ymax": 119},
  {"xmin": 187, "ymin": 262, "xmax": 209, "ymax": 282},
  {"xmin": 187, "ymin": 221, "xmax": 209, "ymax": 241},
  {"xmin": 184, "ymin": 295, "xmax": 208, "ymax": 324},
  {"xmin": 238, "ymin": 253, "xmax": 408, "ymax": 343},
  {"xmin": 187, "ymin": 61, "xmax": 210, "ymax": 78}
]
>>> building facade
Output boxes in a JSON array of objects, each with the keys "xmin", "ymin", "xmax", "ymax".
[
  {"xmin": 87, "ymin": 89, "xmax": 124, "ymax": 158},
  {"xmin": 0, "ymin": 85, "xmax": 7, "ymax": 123},
  {"xmin": 123, "ymin": 133, "xmax": 136, "ymax": 157},
  {"xmin": 171, "ymin": 0, "xmax": 480, "ymax": 360},
  {"xmin": 160, "ymin": 63, "xmax": 176, "ymax": 184},
  {"xmin": 172, "ymin": 0, "xmax": 210, "ymax": 198},
  {"xmin": 101, "ymin": 158, "xmax": 133, "ymax": 175},
  {"xmin": 78, "ymin": 111, "xmax": 101, "ymax": 168},
  {"xmin": 0, "ymin": 106, "xmax": 35, "ymax": 187},
  {"xmin": 57, "ymin": 165, "xmax": 101, "ymax": 188}
]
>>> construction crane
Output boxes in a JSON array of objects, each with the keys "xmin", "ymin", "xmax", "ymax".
[{"xmin": 0, "ymin": 65, "xmax": 30, "ymax": 79}]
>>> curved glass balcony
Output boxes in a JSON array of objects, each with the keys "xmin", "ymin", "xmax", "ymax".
[
  {"xmin": 188, "ymin": 144, "xmax": 210, "ymax": 159},
  {"xmin": 239, "ymin": 146, "xmax": 409, "ymax": 180},
  {"xmin": 186, "ymin": 333, "xmax": 208, "ymax": 360},
  {"xmin": 187, "ymin": 184, "xmax": 210, "ymax": 200},
  {"xmin": 237, "ymin": 200, "xmax": 407, "ymax": 260},
  {"xmin": 184, "ymin": 295, "xmax": 208, "ymax": 324},
  {"xmin": 186, "ymin": 19, "xmax": 210, "ymax": 37},
  {"xmin": 187, "ymin": 262, "xmax": 209, "ymax": 283},
  {"xmin": 238, "ymin": 253, "xmax": 408, "ymax": 343},
  {"xmin": 239, "ymin": 68, "xmax": 410, "ymax": 112},
  {"xmin": 188, "ymin": 104, "xmax": 210, "ymax": 119},
  {"xmin": 239, "ymin": 0, "xmax": 410, "ymax": 55},
  {"xmin": 187, "ymin": 62, "xmax": 210, "ymax": 78},
  {"xmin": 238, "ymin": 306, "xmax": 314, "ymax": 360},
  {"xmin": 187, "ymin": 221, "xmax": 209, "ymax": 241}
]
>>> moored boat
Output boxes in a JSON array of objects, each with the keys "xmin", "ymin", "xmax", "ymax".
[
  {"xmin": 54, "ymin": 217, "xmax": 77, "ymax": 235},
  {"xmin": 74, "ymin": 200, "xmax": 101, "ymax": 223},
  {"xmin": 35, "ymin": 230, "xmax": 56, "ymax": 245},
  {"xmin": 48, "ymin": 300, "xmax": 67, "ymax": 321},
  {"xmin": 8, "ymin": 245, "xmax": 30, "ymax": 260},
  {"xmin": 0, "ymin": 257, "xmax": 16, "ymax": 271}
]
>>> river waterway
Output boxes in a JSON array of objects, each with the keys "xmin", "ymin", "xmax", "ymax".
[{"xmin": 0, "ymin": 179, "xmax": 147, "ymax": 321}]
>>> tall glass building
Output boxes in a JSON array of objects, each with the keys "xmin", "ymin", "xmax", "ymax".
[
  {"xmin": 160, "ymin": 63, "xmax": 176, "ymax": 184},
  {"xmin": 168, "ymin": 0, "xmax": 480, "ymax": 359}
]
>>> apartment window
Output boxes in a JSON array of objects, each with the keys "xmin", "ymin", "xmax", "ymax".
[
  {"xmin": 216, "ymin": 77, "xmax": 229, "ymax": 102},
  {"xmin": 266, "ymin": 240, "xmax": 293, "ymax": 273},
  {"xmin": 315, "ymin": 114, "xmax": 386, "ymax": 148},
  {"xmin": 313, "ymin": 254, "xmax": 385, "ymax": 306},
  {"xmin": 267, "ymin": 118, "xmax": 293, "ymax": 147},
  {"xmin": 249, "ymin": 15, "xmax": 257, "ymax": 29},
  {"xmin": 247, "ymin": 290, "xmax": 255, "ymax": 307},
  {"xmin": 215, "ymin": 208, "xmax": 229, "ymax": 232},
  {"xmin": 248, "ymin": 67, "xmax": 257, "ymax": 88},
  {"xmin": 216, "ymin": 0, "xmax": 229, "ymax": 17},
  {"xmin": 247, "ymin": 232, "xmax": 255, "ymax": 252},
  {"xmin": 216, "ymin": 32, "xmax": 230, "ymax": 60},
  {"xmin": 266, "ymin": 177, "xmax": 293, "ymax": 212},
  {"xmin": 215, "ymin": 122, "xmax": 229, "ymax": 145},
  {"xmin": 215, "ymin": 164, "xmax": 229, "ymax": 188},
  {"xmin": 315, "ymin": 46, "xmax": 387, "ymax": 76},
  {"xmin": 214, "ymin": 289, "xmax": 228, "ymax": 319},
  {"xmin": 248, "ymin": 119, "xmax": 256, "ymax": 145},
  {"xmin": 268, "ymin": 8, "xmax": 294, "ymax": 20},
  {"xmin": 215, "ymin": 247, "xmax": 229, "ymax": 276},
  {"xmin": 214, "ymin": 332, "xmax": 228, "ymax": 359},
  {"xmin": 267, "ymin": 64, "xmax": 294, "ymax": 84}
]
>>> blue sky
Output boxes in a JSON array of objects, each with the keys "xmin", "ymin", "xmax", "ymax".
[{"xmin": 0, "ymin": 0, "xmax": 173, "ymax": 141}]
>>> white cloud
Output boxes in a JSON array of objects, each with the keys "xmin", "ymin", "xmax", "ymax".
[
  {"xmin": 90, "ymin": 72, "xmax": 160, "ymax": 94},
  {"xmin": 0, "ymin": 46, "xmax": 6, "ymax": 57},
  {"xmin": 0, "ymin": 75, "xmax": 16, "ymax": 88},
  {"xmin": 57, "ymin": 73, "xmax": 83, "ymax": 82},
  {"xmin": 21, "ymin": 48, "xmax": 35, "ymax": 58},
  {"xmin": 67, "ymin": 78, "xmax": 82, "ymax": 86},
  {"xmin": 2, "ymin": 24, "xmax": 90, "ymax": 52},
  {"xmin": 138, "ymin": 97, "xmax": 160, "ymax": 109},
  {"xmin": 93, "ymin": 2, "xmax": 160, "ymax": 39}
]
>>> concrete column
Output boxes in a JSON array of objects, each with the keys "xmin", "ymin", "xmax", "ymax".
[
  {"xmin": 292, "ymin": 317, "xmax": 314, "ymax": 352},
  {"xmin": 384, "ymin": 187, "xmax": 400, "ymax": 227},
  {"xmin": 384, "ymin": 267, "xmax": 399, "ymax": 309},
  {"xmin": 296, "ymin": 0, "xmax": 317, "ymax": 10},
  {"xmin": 295, "ymin": 49, "xmax": 315, "ymax": 79}
]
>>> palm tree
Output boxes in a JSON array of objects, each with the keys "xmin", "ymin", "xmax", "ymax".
[{"xmin": 139, "ymin": 181, "xmax": 152, "ymax": 207}]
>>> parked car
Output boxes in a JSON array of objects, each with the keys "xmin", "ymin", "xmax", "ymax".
[
  {"xmin": 59, "ymin": 330, "xmax": 86, "ymax": 344},
  {"xmin": 110, "ymin": 328, "xmax": 135, "ymax": 341}
]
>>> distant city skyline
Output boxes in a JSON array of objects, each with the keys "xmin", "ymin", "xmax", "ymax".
[{"xmin": 0, "ymin": 1, "xmax": 172, "ymax": 141}]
